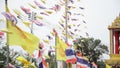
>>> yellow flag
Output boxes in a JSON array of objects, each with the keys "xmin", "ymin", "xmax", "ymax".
[
  {"xmin": 13, "ymin": 9, "xmax": 23, "ymax": 16},
  {"xmin": 106, "ymin": 64, "xmax": 111, "ymax": 68},
  {"xmin": 56, "ymin": 35, "xmax": 68, "ymax": 61},
  {"xmin": 45, "ymin": 10, "xmax": 53, "ymax": 14},
  {"xmin": 28, "ymin": 3, "xmax": 36, "ymax": 9},
  {"xmin": 7, "ymin": 22, "xmax": 39, "ymax": 54},
  {"xmin": 36, "ymin": 15, "xmax": 43, "ymax": 20},
  {"xmin": 30, "ymin": 63, "xmax": 37, "ymax": 68},
  {"xmin": 16, "ymin": 56, "xmax": 30, "ymax": 66},
  {"xmin": 41, "ymin": 0, "xmax": 46, "ymax": 4},
  {"xmin": 16, "ymin": 56, "xmax": 37, "ymax": 68},
  {"xmin": 5, "ymin": 5, "xmax": 39, "ymax": 54},
  {"xmin": 43, "ymin": 39, "xmax": 49, "ymax": 44},
  {"xmin": 23, "ymin": 21, "xmax": 31, "ymax": 27},
  {"xmin": 77, "ymin": 0, "xmax": 80, "ymax": 2}
]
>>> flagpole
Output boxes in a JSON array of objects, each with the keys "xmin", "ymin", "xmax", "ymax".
[
  {"xmin": 65, "ymin": 0, "xmax": 68, "ymax": 43},
  {"xmin": 65, "ymin": 0, "xmax": 72, "ymax": 68},
  {"xmin": 54, "ymin": 29, "xmax": 57, "ymax": 68},
  {"xmin": 28, "ymin": 12, "xmax": 36, "ymax": 63},
  {"xmin": 64, "ymin": 0, "xmax": 71, "ymax": 68},
  {"xmin": 5, "ymin": 0, "xmax": 9, "ymax": 68},
  {"xmin": 55, "ymin": 33, "xmax": 57, "ymax": 68}
]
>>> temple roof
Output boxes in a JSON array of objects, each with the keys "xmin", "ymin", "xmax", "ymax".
[{"xmin": 108, "ymin": 14, "xmax": 120, "ymax": 30}]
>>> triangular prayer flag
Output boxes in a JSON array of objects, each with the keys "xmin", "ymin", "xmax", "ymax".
[
  {"xmin": 34, "ymin": 0, "xmax": 46, "ymax": 9},
  {"xmin": 41, "ymin": 0, "xmax": 46, "ymax": 4},
  {"xmin": 20, "ymin": 6, "xmax": 31, "ymax": 14},
  {"xmin": 28, "ymin": 3, "xmax": 36, "ymax": 9},
  {"xmin": 23, "ymin": 21, "xmax": 31, "ymax": 27},
  {"xmin": 13, "ymin": 9, "xmax": 23, "ymax": 16}
]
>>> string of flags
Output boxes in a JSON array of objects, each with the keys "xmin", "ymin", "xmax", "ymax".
[{"xmin": 0, "ymin": 0, "xmax": 91, "ymax": 67}]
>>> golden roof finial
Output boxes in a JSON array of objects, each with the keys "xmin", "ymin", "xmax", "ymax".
[{"xmin": 108, "ymin": 14, "xmax": 120, "ymax": 29}]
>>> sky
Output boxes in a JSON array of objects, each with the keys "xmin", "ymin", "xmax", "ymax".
[
  {"xmin": 84, "ymin": 0, "xmax": 120, "ymax": 46},
  {"xmin": 0, "ymin": 0, "xmax": 120, "ymax": 56}
]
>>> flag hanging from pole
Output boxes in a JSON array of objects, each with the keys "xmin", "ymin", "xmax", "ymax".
[
  {"xmin": 65, "ymin": 47, "xmax": 77, "ymax": 64},
  {"xmin": 76, "ymin": 52, "xmax": 90, "ymax": 68},
  {"xmin": 2, "ymin": 5, "xmax": 39, "ymax": 54},
  {"xmin": 56, "ymin": 35, "xmax": 68, "ymax": 61},
  {"xmin": 16, "ymin": 56, "xmax": 30, "ymax": 67}
]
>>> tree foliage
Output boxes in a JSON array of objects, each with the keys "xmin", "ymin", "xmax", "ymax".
[
  {"xmin": 0, "ymin": 46, "xmax": 22, "ymax": 68},
  {"xmin": 73, "ymin": 37, "xmax": 109, "ymax": 63}
]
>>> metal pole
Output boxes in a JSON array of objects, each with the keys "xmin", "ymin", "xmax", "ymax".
[
  {"xmin": 28, "ymin": 12, "xmax": 36, "ymax": 34},
  {"xmin": 5, "ymin": 0, "xmax": 9, "ymax": 68},
  {"xmin": 28, "ymin": 12, "xmax": 36, "ymax": 63},
  {"xmin": 65, "ymin": 0, "xmax": 72, "ymax": 68},
  {"xmin": 30, "ymin": 12, "xmax": 34, "ymax": 34},
  {"xmin": 64, "ymin": 0, "xmax": 72, "ymax": 68},
  {"xmin": 65, "ymin": 0, "xmax": 68, "ymax": 43}
]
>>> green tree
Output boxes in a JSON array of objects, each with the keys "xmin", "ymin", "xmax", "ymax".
[
  {"xmin": 73, "ymin": 37, "xmax": 109, "ymax": 64},
  {"xmin": 0, "ymin": 46, "xmax": 7, "ymax": 68},
  {"xmin": 0, "ymin": 45, "xmax": 22, "ymax": 68}
]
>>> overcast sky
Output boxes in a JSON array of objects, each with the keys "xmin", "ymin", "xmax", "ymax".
[{"xmin": 84, "ymin": 0, "xmax": 120, "ymax": 45}]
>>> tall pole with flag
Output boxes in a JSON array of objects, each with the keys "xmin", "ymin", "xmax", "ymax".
[
  {"xmin": 55, "ymin": 30, "xmax": 57, "ymax": 68},
  {"xmin": 54, "ymin": 0, "xmax": 71, "ymax": 67},
  {"xmin": 5, "ymin": 0, "xmax": 9, "ymax": 68},
  {"xmin": 65, "ymin": 0, "xmax": 72, "ymax": 68},
  {"xmin": 65, "ymin": 0, "xmax": 68, "ymax": 43}
]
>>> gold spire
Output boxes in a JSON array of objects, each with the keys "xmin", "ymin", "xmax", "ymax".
[{"xmin": 108, "ymin": 15, "xmax": 120, "ymax": 29}]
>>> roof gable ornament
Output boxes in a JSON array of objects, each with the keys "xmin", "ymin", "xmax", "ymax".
[{"xmin": 108, "ymin": 14, "xmax": 120, "ymax": 29}]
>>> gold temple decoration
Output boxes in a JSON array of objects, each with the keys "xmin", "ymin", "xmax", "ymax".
[
  {"xmin": 108, "ymin": 15, "xmax": 120, "ymax": 29},
  {"xmin": 105, "ymin": 14, "xmax": 120, "ymax": 66},
  {"xmin": 105, "ymin": 54, "xmax": 120, "ymax": 65}
]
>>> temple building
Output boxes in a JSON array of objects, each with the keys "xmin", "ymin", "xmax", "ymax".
[{"xmin": 105, "ymin": 14, "xmax": 120, "ymax": 66}]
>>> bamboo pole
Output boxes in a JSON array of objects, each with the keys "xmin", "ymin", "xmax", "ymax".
[{"xmin": 5, "ymin": 0, "xmax": 9, "ymax": 68}]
